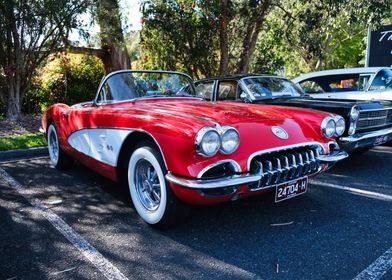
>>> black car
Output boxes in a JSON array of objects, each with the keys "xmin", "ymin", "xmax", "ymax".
[{"xmin": 195, "ymin": 74, "xmax": 392, "ymax": 153}]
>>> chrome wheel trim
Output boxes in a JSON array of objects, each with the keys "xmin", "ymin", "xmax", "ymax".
[
  {"xmin": 135, "ymin": 159, "xmax": 161, "ymax": 211},
  {"xmin": 128, "ymin": 147, "xmax": 167, "ymax": 224},
  {"xmin": 48, "ymin": 125, "xmax": 59, "ymax": 165}
]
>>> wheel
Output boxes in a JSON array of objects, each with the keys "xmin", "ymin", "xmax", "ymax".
[
  {"xmin": 47, "ymin": 123, "xmax": 74, "ymax": 170},
  {"xmin": 127, "ymin": 141, "xmax": 189, "ymax": 228}
]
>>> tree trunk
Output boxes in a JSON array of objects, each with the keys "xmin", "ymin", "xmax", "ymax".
[
  {"xmin": 6, "ymin": 79, "xmax": 21, "ymax": 121},
  {"xmin": 96, "ymin": 0, "xmax": 131, "ymax": 73},
  {"xmin": 236, "ymin": 0, "xmax": 271, "ymax": 74},
  {"xmin": 219, "ymin": 0, "xmax": 229, "ymax": 75}
]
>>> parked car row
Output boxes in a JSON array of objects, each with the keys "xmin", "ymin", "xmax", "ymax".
[{"xmin": 42, "ymin": 68, "xmax": 391, "ymax": 228}]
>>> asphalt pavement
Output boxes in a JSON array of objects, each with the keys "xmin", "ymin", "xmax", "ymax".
[{"xmin": 1, "ymin": 146, "xmax": 392, "ymax": 280}]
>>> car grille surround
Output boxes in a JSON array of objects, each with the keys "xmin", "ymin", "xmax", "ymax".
[
  {"xmin": 248, "ymin": 144, "xmax": 323, "ymax": 192},
  {"xmin": 356, "ymin": 109, "xmax": 392, "ymax": 131}
]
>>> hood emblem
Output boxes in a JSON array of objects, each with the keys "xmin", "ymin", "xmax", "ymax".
[{"xmin": 271, "ymin": 126, "xmax": 289, "ymax": 140}]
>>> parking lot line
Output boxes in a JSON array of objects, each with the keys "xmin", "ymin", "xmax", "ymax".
[
  {"xmin": 311, "ymin": 179, "xmax": 392, "ymax": 279},
  {"xmin": 353, "ymin": 247, "xmax": 392, "ymax": 280},
  {"xmin": 0, "ymin": 168, "xmax": 129, "ymax": 280},
  {"xmin": 310, "ymin": 180, "xmax": 392, "ymax": 202}
]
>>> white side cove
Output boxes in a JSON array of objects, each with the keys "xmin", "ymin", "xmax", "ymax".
[{"xmin": 68, "ymin": 128, "xmax": 133, "ymax": 166}]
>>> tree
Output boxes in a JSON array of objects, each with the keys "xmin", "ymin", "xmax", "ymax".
[
  {"xmin": 96, "ymin": 0, "xmax": 131, "ymax": 73},
  {"xmin": 0, "ymin": 0, "xmax": 89, "ymax": 120},
  {"xmin": 140, "ymin": 0, "xmax": 273, "ymax": 78},
  {"xmin": 268, "ymin": 0, "xmax": 391, "ymax": 74}
]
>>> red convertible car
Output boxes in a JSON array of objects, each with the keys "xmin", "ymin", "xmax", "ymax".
[{"xmin": 42, "ymin": 70, "xmax": 347, "ymax": 227}]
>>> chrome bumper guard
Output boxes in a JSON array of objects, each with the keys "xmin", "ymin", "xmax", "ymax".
[
  {"xmin": 340, "ymin": 127, "xmax": 392, "ymax": 143},
  {"xmin": 339, "ymin": 127, "xmax": 392, "ymax": 152},
  {"xmin": 165, "ymin": 151, "xmax": 348, "ymax": 189}
]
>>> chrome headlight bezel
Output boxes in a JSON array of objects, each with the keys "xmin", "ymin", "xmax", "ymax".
[
  {"xmin": 348, "ymin": 106, "xmax": 360, "ymax": 136},
  {"xmin": 195, "ymin": 126, "xmax": 221, "ymax": 157},
  {"xmin": 334, "ymin": 116, "xmax": 346, "ymax": 137},
  {"xmin": 321, "ymin": 116, "xmax": 336, "ymax": 138},
  {"xmin": 220, "ymin": 126, "xmax": 240, "ymax": 154}
]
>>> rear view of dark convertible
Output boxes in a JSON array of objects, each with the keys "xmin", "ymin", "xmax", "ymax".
[{"xmin": 195, "ymin": 75, "xmax": 392, "ymax": 153}]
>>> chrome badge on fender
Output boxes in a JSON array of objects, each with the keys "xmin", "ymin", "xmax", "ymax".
[{"xmin": 271, "ymin": 126, "xmax": 289, "ymax": 140}]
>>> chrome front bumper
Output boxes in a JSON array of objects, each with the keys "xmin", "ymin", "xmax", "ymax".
[
  {"xmin": 339, "ymin": 127, "xmax": 392, "ymax": 152},
  {"xmin": 166, "ymin": 151, "xmax": 348, "ymax": 189}
]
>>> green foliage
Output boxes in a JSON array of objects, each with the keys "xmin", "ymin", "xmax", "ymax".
[
  {"xmin": 140, "ymin": 0, "xmax": 222, "ymax": 78},
  {"xmin": 252, "ymin": 0, "xmax": 391, "ymax": 78},
  {"xmin": 0, "ymin": 0, "xmax": 91, "ymax": 120},
  {"xmin": 23, "ymin": 54, "xmax": 104, "ymax": 114},
  {"xmin": 0, "ymin": 133, "xmax": 46, "ymax": 151}
]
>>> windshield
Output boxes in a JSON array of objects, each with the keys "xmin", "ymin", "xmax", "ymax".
[
  {"xmin": 242, "ymin": 77, "xmax": 302, "ymax": 99},
  {"xmin": 97, "ymin": 71, "xmax": 196, "ymax": 103}
]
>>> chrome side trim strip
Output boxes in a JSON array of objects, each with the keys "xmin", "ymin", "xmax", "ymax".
[{"xmin": 339, "ymin": 127, "xmax": 392, "ymax": 143}]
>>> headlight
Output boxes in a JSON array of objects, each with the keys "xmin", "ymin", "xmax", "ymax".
[
  {"xmin": 350, "ymin": 106, "xmax": 360, "ymax": 121},
  {"xmin": 321, "ymin": 116, "xmax": 336, "ymax": 138},
  {"xmin": 220, "ymin": 126, "xmax": 240, "ymax": 154},
  {"xmin": 334, "ymin": 116, "xmax": 346, "ymax": 137},
  {"xmin": 195, "ymin": 127, "xmax": 221, "ymax": 157}
]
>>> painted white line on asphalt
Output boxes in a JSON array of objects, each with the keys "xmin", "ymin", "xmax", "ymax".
[
  {"xmin": 312, "ymin": 180, "xmax": 392, "ymax": 279},
  {"xmin": 353, "ymin": 247, "xmax": 392, "ymax": 280},
  {"xmin": 311, "ymin": 180, "xmax": 392, "ymax": 202},
  {"xmin": 0, "ymin": 168, "xmax": 129, "ymax": 280}
]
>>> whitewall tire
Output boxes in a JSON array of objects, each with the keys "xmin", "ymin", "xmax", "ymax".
[
  {"xmin": 127, "ymin": 142, "xmax": 189, "ymax": 227},
  {"xmin": 47, "ymin": 124, "xmax": 73, "ymax": 170}
]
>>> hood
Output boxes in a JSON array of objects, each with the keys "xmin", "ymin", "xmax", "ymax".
[
  {"xmin": 110, "ymin": 98, "xmax": 328, "ymax": 125},
  {"xmin": 103, "ymin": 98, "xmax": 332, "ymax": 147},
  {"xmin": 256, "ymin": 96, "xmax": 388, "ymax": 118}
]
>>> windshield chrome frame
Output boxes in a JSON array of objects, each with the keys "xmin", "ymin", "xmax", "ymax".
[{"xmin": 93, "ymin": 69, "xmax": 200, "ymax": 106}]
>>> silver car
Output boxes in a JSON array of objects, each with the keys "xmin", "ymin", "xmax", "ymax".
[{"xmin": 293, "ymin": 67, "xmax": 392, "ymax": 101}]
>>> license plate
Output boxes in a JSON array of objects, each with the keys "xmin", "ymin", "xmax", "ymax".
[
  {"xmin": 275, "ymin": 177, "xmax": 308, "ymax": 203},
  {"xmin": 374, "ymin": 135, "xmax": 389, "ymax": 146}
]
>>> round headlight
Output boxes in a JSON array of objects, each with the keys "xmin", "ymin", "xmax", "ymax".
[
  {"xmin": 195, "ymin": 127, "xmax": 220, "ymax": 157},
  {"xmin": 321, "ymin": 117, "xmax": 336, "ymax": 138},
  {"xmin": 350, "ymin": 106, "xmax": 360, "ymax": 121},
  {"xmin": 221, "ymin": 126, "xmax": 240, "ymax": 154},
  {"xmin": 334, "ymin": 116, "xmax": 346, "ymax": 137}
]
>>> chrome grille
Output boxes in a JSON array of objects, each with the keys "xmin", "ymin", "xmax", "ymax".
[
  {"xmin": 248, "ymin": 145, "xmax": 322, "ymax": 192},
  {"xmin": 357, "ymin": 109, "xmax": 392, "ymax": 131}
]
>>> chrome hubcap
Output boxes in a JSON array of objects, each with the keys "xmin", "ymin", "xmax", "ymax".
[
  {"xmin": 135, "ymin": 159, "xmax": 161, "ymax": 211},
  {"xmin": 49, "ymin": 129, "xmax": 59, "ymax": 163}
]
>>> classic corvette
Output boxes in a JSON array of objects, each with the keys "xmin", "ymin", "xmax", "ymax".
[
  {"xmin": 195, "ymin": 74, "xmax": 392, "ymax": 152},
  {"xmin": 292, "ymin": 67, "xmax": 392, "ymax": 101},
  {"xmin": 42, "ymin": 70, "xmax": 347, "ymax": 227}
]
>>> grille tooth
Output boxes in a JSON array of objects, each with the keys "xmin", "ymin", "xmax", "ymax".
[
  {"xmin": 280, "ymin": 155, "xmax": 290, "ymax": 181},
  {"xmin": 302, "ymin": 151, "xmax": 310, "ymax": 174},
  {"xmin": 273, "ymin": 157, "xmax": 282, "ymax": 184},
  {"xmin": 264, "ymin": 160, "xmax": 273, "ymax": 185},
  {"xmin": 288, "ymin": 154, "xmax": 297, "ymax": 179},
  {"xmin": 295, "ymin": 153, "xmax": 304, "ymax": 177},
  {"xmin": 309, "ymin": 150, "xmax": 317, "ymax": 171}
]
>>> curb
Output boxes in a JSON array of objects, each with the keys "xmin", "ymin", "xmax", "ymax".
[{"xmin": 0, "ymin": 147, "xmax": 48, "ymax": 161}]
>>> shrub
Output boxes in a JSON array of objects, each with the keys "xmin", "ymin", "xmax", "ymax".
[{"xmin": 23, "ymin": 53, "xmax": 104, "ymax": 114}]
